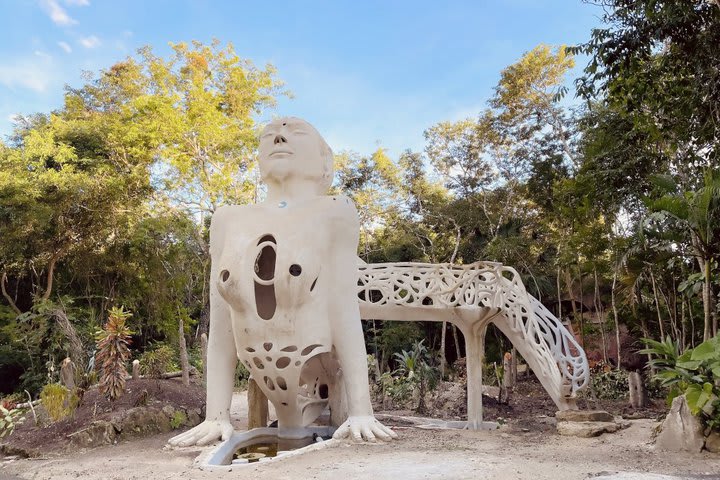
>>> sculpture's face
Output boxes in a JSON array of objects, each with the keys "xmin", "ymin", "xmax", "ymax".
[{"xmin": 258, "ymin": 117, "xmax": 328, "ymax": 187}]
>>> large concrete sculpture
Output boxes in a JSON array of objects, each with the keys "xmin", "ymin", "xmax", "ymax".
[
  {"xmin": 169, "ymin": 117, "xmax": 396, "ymax": 446},
  {"xmin": 170, "ymin": 117, "xmax": 590, "ymax": 449}
]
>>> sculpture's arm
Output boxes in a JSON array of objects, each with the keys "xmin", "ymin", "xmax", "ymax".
[
  {"xmin": 329, "ymin": 199, "xmax": 397, "ymax": 442},
  {"xmin": 169, "ymin": 212, "xmax": 237, "ymax": 447}
]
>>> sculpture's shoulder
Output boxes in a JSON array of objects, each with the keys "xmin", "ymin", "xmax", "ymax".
[
  {"xmin": 318, "ymin": 195, "xmax": 359, "ymax": 225},
  {"xmin": 208, "ymin": 205, "xmax": 255, "ymax": 254}
]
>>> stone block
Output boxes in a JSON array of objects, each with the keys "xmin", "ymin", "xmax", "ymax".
[
  {"xmin": 68, "ymin": 420, "xmax": 117, "ymax": 448},
  {"xmin": 555, "ymin": 410, "xmax": 614, "ymax": 423},
  {"xmin": 557, "ymin": 421, "xmax": 620, "ymax": 437},
  {"xmin": 655, "ymin": 395, "xmax": 704, "ymax": 452},
  {"xmin": 705, "ymin": 431, "xmax": 720, "ymax": 453}
]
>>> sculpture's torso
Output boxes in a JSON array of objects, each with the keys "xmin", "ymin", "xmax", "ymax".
[{"xmin": 211, "ymin": 196, "xmax": 356, "ymax": 427}]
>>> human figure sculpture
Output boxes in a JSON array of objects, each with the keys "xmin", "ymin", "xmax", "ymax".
[{"xmin": 169, "ymin": 117, "xmax": 396, "ymax": 446}]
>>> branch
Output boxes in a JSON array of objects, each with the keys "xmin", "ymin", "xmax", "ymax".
[
  {"xmin": 1, "ymin": 271, "xmax": 21, "ymax": 315},
  {"xmin": 41, "ymin": 250, "xmax": 63, "ymax": 302}
]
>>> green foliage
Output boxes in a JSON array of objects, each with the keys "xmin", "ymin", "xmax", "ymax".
[
  {"xmin": 139, "ymin": 344, "xmax": 177, "ymax": 378},
  {"xmin": 170, "ymin": 410, "xmax": 187, "ymax": 429},
  {"xmin": 0, "ymin": 404, "xmax": 24, "ymax": 438},
  {"xmin": 389, "ymin": 340, "xmax": 439, "ymax": 413},
  {"xmin": 641, "ymin": 336, "xmax": 720, "ymax": 431},
  {"xmin": 39, "ymin": 383, "xmax": 78, "ymax": 422},
  {"xmin": 590, "ymin": 367, "xmax": 629, "ymax": 400},
  {"xmin": 95, "ymin": 307, "xmax": 133, "ymax": 401},
  {"xmin": 235, "ymin": 360, "xmax": 250, "ymax": 389}
]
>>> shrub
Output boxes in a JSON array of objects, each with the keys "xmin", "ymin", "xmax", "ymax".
[
  {"xmin": 0, "ymin": 405, "xmax": 24, "ymax": 438},
  {"xmin": 641, "ymin": 335, "xmax": 720, "ymax": 431},
  {"xmin": 590, "ymin": 365, "xmax": 629, "ymax": 400},
  {"xmin": 39, "ymin": 383, "xmax": 79, "ymax": 422},
  {"xmin": 170, "ymin": 410, "xmax": 187, "ymax": 429},
  {"xmin": 95, "ymin": 307, "xmax": 133, "ymax": 401},
  {"xmin": 140, "ymin": 344, "xmax": 176, "ymax": 378}
]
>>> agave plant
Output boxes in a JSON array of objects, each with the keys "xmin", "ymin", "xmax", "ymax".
[{"xmin": 95, "ymin": 307, "xmax": 133, "ymax": 401}]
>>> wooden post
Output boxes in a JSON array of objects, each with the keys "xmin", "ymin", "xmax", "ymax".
[
  {"xmin": 131, "ymin": 359, "xmax": 140, "ymax": 380},
  {"xmin": 60, "ymin": 357, "xmax": 76, "ymax": 390},
  {"xmin": 628, "ymin": 371, "xmax": 647, "ymax": 408},
  {"xmin": 247, "ymin": 377, "xmax": 269, "ymax": 429}
]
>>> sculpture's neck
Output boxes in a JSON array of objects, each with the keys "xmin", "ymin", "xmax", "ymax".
[{"xmin": 264, "ymin": 178, "xmax": 326, "ymax": 205}]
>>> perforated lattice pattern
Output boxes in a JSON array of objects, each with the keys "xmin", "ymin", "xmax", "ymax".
[{"xmin": 357, "ymin": 261, "xmax": 589, "ymax": 393}]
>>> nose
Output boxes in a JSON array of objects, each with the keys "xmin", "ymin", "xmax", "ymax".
[{"xmin": 274, "ymin": 134, "xmax": 287, "ymax": 145}]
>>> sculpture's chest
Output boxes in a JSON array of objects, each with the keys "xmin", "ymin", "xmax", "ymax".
[{"xmin": 217, "ymin": 207, "xmax": 334, "ymax": 341}]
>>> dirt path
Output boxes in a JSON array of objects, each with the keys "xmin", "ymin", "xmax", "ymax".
[{"xmin": 2, "ymin": 393, "xmax": 719, "ymax": 480}]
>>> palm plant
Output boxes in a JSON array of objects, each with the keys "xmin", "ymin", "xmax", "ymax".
[
  {"xmin": 95, "ymin": 306, "xmax": 133, "ymax": 401},
  {"xmin": 647, "ymin": 170, "xmax": 720, "ymax": 341}
]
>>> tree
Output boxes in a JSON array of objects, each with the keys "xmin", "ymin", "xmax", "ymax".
[
  {"xmin": 573, "ymin": 0, "xmax": 720, "ymax": 177},
  {"xmin": 647, "ymin": 171, "xmax": 720, "ymax": 340}
]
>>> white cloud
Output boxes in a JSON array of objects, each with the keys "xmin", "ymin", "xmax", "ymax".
[
  {"xmin": 0, "ymin": 61, "xmax": 52, "ymax": 92},
  {"xmin": 7, "ymin": 114, "xmax": 20, "ymax": 123},
  {"xmin": 39, "ymin": 0, "xmax": 78, "ymax": 26},
  {"xmin": 62, "ymin": 0, "xmax": 90, "ymax": 5},
  {"xmin": 58, "ymin": 41, "xmax": 72, "ymax": 53},
  {"xmin": 34, "ymin": 50, "xmax": 52, "ymax": 59},
  {"xmin": 79, "ymin": 35, "xmax": 101, "ymax": 49}
]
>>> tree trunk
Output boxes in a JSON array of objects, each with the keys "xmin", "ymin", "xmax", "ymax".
[
  {"xmin": 649, "ymin": 269, "xmax": 665, "ymax": 339},
  {"xmin": 611, "ymin": 267, "xmax": 621, "ymax": 368},
  {"xmin": 594, "ymin": 267, "xmax": 607, "ymax": 363},
  {"xmin": 41, "ymin": 250, "xmax": 62, "ymax": 302},
  {"xmin": 178, "ymin": 319, "xmax": 190, "ymax": 387},
  {"xmin": 556, "ymin": 266, "xmax": 563, "ymax": 320},
  {"xmin": 452, "ymin": 324, "xmax": 462, "ymax": 359},
  {"xmin": 440, "ymin": 321, "xmax": 447, "ymax": 379},
  {"xmin": 1, "ymin": 271, "xmax": 21, "ymax": 315},
  {"xmin": 702, "ymin": 258, "xmax": 712, "ymax": 341}
]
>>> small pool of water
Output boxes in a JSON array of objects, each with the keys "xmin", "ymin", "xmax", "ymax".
[{"xmin": 233, "ymin": 436, "xmax": 330, "ymax": 463}]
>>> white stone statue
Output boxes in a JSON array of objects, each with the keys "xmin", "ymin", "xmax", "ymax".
[{"xmin": 169, "ymin": 117, "xmax": 396, "ymax": 446}]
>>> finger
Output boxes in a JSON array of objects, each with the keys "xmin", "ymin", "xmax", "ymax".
[
  {"xmin": 350, "ymin": 422, "xmax": 363, "ymax": 442},
  {"xmin": 360, "ymin": 424, "xmax": 376, "ymax": 443},
  {"xmin": 370, "ymin": 423, "xmax": 392, "ymax": 441},
  {"xmin": 333, "ymin": 422, "xmax": 349, "ymax": 439},
  {"xmin": 177, "ymin": 430, "xmax": 205, "ymax": 447},
  {"xmin": 170, "ymin": 429, "xmax": 197, "ymax": 446},
  {"xmin": 379, "ymin": 423, "xmax": 398, "ymax": 439},
  {"xmin": 196, "ymin": 430, "xmax": 219, "ymax": 446}
]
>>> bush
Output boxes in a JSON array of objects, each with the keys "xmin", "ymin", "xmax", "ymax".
[
  {"xmin": 39, "ymin": 383, "xmax": 78, "ymax": 422},
  {"xmin": 235, "ymin": 361, "xmax": 250, "ymax": 389},
  {"xmin": 170, "ymin": 410, "xmax": 187, "ymax": 429},
  {"xmin": 641, "ymin": 335, "xmax": 720, "ymax": 431},
  {"xmin": 95, "ymin": 307, "xmax": 133, "ymax": 401},
  {"xmin": 0, "ymin": 404, "xmax": 24, "ymax": 438},
  {"xmin": 139, "ymin": 344, "xmax": 176, "ymax": 378},
  {"xmin": 589, "ymin": 364, "xmax": 629, "ymax": 400}
]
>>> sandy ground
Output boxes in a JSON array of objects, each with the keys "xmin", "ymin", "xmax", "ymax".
[{"xmin": 2, "ymin": 393, "xmax": 719, "ymax": 480}]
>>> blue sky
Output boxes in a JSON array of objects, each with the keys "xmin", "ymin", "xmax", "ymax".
[{"xmin": 0, "ymin": 0, "xmax": 602, "ymax": 156}]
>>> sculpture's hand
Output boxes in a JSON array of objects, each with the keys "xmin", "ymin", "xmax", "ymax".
[
  {"xmin": 167, "ymin": 419, "xmax": 234, "ymax": 447},
  {"xmin": 332, "ymin": 416, "xmax": 397, "ymax": 443}
]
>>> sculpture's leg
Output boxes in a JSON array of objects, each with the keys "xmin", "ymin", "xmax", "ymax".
[
  {"xmin": 247, "ymin": 377, "xmax": 269, "ymax": 429},
  {"xmin": 328, "ymin": 369, "xmax": 348, "ymax": 427},
  {"xmin": 465, "ymin": 323, "xmax": 487, "ymax": 430}
]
